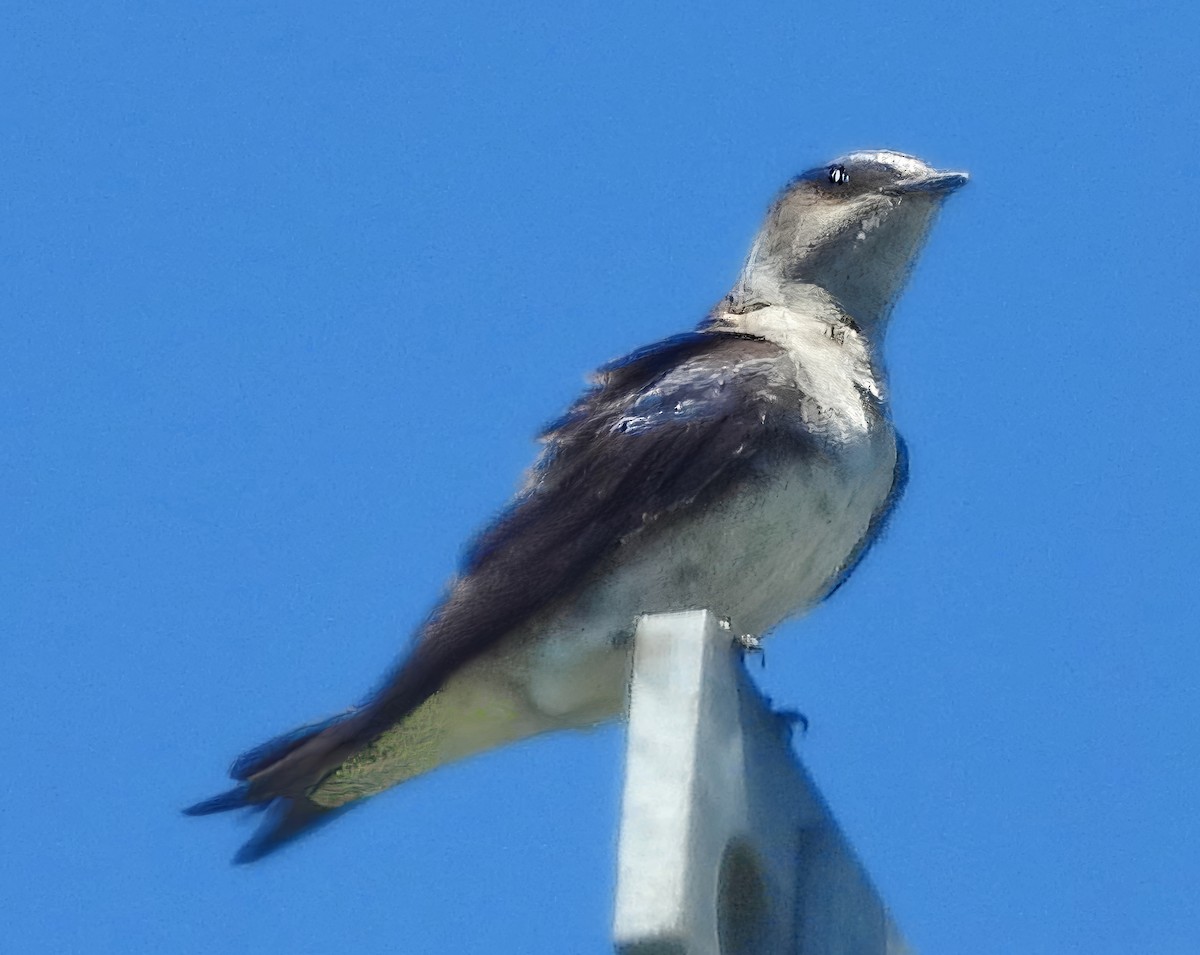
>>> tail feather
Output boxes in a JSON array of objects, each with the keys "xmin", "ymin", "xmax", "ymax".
[
  {"xmin": 184, "ymin": 710, "xmax": 366, "ymax": 862},
  {"xmin": 187, "ymin": 660, "xmax": 469, "ymax": 862},
  {"xmin": 182, "ymin": 785, "xmax": 255, "ymax": 816},
  {"xmin": 228, "ymin": 710, "xmax": 353, "ymax": 781},
  {"xmin": 231, "ymin": 797, "xmax": 349, "ymax": 865}
]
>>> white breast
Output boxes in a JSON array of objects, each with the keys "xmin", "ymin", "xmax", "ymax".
[
  {"xmin": 508, "ymin": 295, "xmax": 897, "ymax": 724},
  {"xmin": 519, "ymin": 426, "xmax": 898, "ymax": 722}
]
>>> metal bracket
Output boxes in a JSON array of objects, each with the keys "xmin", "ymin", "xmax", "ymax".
[{"xmin": 613, "ymin": 610, "xmax": 911, "ymax": 955}]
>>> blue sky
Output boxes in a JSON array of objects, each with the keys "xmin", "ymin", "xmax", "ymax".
[{"xmin": 3, "ymin": 1, "xmax": 1198, "ymax": 952}]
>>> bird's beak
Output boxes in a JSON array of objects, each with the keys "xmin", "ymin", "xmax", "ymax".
[{"xmin": 894, "ymin": 170, "xmax": 970, "ymax": 196}]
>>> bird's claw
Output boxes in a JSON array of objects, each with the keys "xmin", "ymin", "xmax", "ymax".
[
  {"xmin": 734, "ymin": 632, "xmax": 762, "ymax": 652},
  {"xmin": 733, "ymin": 632, "xmax": 767, "ymax": 667},
  {"xmin": 775, "ymin": 708, "xmax": 809, "ymax": 736}
]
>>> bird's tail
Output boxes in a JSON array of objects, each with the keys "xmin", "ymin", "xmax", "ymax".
[
  {"xmin": 183, "ymin": 710, "xmax": 365, "ymax": 863},
  {"xmin": 184, "ymin": 673, "xmax": 543, "ymax": 862}
]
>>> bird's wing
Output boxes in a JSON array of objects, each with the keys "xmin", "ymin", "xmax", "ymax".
[
  {"xmin": 347, "ymin": 332, "xmax": 801, "ymax": 741},
  {"xmin": 187, "ymin": 331, "xmax": 810, "ymax": 852}
]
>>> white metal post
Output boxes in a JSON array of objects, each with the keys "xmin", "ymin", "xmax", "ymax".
[{"xmin": 613, "ymin": 610, "xmax": 911, "ymax": 955}]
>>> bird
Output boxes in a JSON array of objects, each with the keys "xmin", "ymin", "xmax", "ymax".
[{"xmin": 186, "ymin": 149, "xmax": 968, "ymax": 862}]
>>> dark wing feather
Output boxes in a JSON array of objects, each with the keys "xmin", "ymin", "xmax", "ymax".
[
  {"xmin": 352, "ymin": 333, "xmax": 794, "ymax": 738},
  {"xmin": 194, "ymin": 331, "xmax": 797, "ymax": 844}
]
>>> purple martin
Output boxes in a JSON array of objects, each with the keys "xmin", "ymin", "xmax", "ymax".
[{"xmin": 186, "ymin": 150, "xmax": 967, "ymax": 862}]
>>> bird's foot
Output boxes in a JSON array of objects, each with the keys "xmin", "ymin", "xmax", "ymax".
[
  {"xmin": 774, "ymin": 708, "xmax": 809, "ymax": 737},
  {"xmin": 734, "ymin": 632, "xmax": 766, "ymax": 668},
  {"xmin": 735, "ymin": 632, "xmax": 762, "ymax": 652}
]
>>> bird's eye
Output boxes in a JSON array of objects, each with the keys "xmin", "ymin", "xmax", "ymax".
[{"xmin": 828, "ymin": 164, "xmax": 849, "ymax": 185}]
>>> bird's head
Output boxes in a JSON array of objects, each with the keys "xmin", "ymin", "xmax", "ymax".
[{"xmin": 737, "ymin": 150, "xmax": 968, "ymax": 329}]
